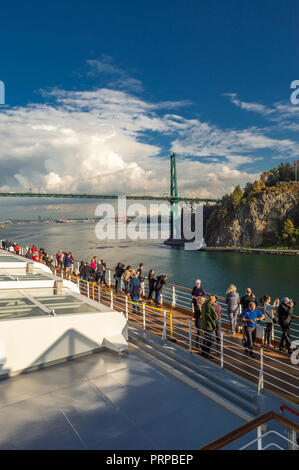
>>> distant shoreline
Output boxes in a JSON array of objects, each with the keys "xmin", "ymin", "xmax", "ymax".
[
  {"xmin": 202, "ymin": 247, "xmax": 299, "ymax": 256},
  {"xmin": 1, "ymin": 223, "xmax": 298, "ymax": 256}
]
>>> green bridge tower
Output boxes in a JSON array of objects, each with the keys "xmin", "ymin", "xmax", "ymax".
[{"xmin": 170, "ymin": 152, "xmax": 179, "ymax": 239}]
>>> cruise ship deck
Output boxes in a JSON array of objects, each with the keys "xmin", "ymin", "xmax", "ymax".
[
  {"xmin": 0, "ymin": 251, "xmax": 298, "ymax": 450},
  {"xmin": 0, "ymin": 348, "xmax": 245, "ymax": 450}
]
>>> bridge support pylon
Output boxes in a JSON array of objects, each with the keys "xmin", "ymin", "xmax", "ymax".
[{"xmin": 170, "ymin": 152, "xmax": 179, "ymax": 240}]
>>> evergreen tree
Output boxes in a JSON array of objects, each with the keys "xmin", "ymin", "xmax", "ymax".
[{"xmin": 231, "ymin": 185, "xmax": 243, "ymax": 210}]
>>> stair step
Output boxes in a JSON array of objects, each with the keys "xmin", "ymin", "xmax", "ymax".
[
  {"xmin": 129, "ymin": 334, "xmax": 259, "ymax": 416},
  {"xmin": 129, "ymin": 341, "xmax": 255, "ymax": 423},
  {"xmin": 129, "ymin": 328, "xmax": 257, "ymax": 403}
]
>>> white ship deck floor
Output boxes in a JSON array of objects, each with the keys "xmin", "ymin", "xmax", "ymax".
[{"xmin": 0, "ymin": 349, "xmax": 245, "ymax": 450}]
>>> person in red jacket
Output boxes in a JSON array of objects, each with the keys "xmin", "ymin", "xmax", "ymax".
[
  {"xmin": 56, "ymin": 250, "xmax": 62, "ymax": 269},
  {"xmin": 15, "ymin": 244, "xmax": 20, "ymax": 255}
]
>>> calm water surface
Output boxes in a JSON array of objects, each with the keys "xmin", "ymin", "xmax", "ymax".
[{"xmin": 2, "ymin": 222, "xmax": 298, "ymax": 305}]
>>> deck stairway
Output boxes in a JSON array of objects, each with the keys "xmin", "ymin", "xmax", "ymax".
[{"xmin": 128, "ymin": 325, "xmax": 260, "ymax": 422}]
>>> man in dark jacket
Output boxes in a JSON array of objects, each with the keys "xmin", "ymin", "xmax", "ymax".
[
  {"xmin": 201, "ymin": 295, "xmax": 218, "ymax": 358},
  {"xmin": 191, "ymin": 279, "xmax": 206, "ymax": 299},
  {"xmin": 130, "ymin": 274, "xmax": 141, "ymax": 314},
  {"xmin": 82, "ymin": 262, "xmax": 93, "ymax": 282},
  {"xmin": 114, "ymin": 263, "xmax": 125, "ymax": 294},
  {"xmin": 194, "ymin": 296, "xmax": 205, "ymax": 349},
  {"xmin": 154, "ymin": 274, "xmax": 168, "ymax": 307},
  {"xmin": 64, "ymin": 253, "xmax": 73, "ymax": 274},
  {"xmin": 240, "ymin": 288, "xmax": 257, "ymax": 310},
  {"xmin": 147, "ymin": 269, "xmax": 156, "ymax": 304},
  {"xmin": 278, "ymin": 298, "xmax": 295, "ymax": 353}
]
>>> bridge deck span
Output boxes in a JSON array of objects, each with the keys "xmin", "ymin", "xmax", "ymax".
[{"xmin": 0, "ymin": 192, "xmax": 218, "ymax": 203}]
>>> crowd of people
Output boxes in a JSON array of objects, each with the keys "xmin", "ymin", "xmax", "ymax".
[
  {"xmin": 1, "ymin": 240, "xmax": 55, "ymax": 268},
  {"xmin": 77, "ymin": 257, "xmax": 169, "ymax": 309},
  {"xmin": 192, "ymin": 280, "xmax": 298, "ymax": 358},
  {"xmin": 0, "ymin": 240, "xmax": 170, "ymax": 310},
  {"xmin": 1, "ymin": 239, "xmax": 298, "ymax": 359}
]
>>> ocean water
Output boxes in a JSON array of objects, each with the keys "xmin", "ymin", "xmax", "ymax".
[{"xmin": 1, "ymin": 221, "xmax": 298, "ymax": 305}]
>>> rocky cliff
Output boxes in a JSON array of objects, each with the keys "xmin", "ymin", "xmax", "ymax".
[{"xmin": 205, "ymin": 189, "xmax": 299, "ymax": 248}]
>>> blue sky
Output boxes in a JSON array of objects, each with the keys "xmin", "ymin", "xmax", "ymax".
[{"xmin": 0, "ymin": 0, "xmax": 298, "ymax": 209}]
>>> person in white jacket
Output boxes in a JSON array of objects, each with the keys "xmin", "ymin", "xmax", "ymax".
[{"xmin": 261, "ymin": 295, "xmax": 279, "ymax": 346}]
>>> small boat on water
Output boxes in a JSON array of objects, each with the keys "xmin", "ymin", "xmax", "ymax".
[{"xmin": 115, "ymin": 215, "xmax": 132, "ymax": 223}]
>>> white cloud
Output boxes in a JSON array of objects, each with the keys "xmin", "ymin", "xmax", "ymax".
[
  {"xmin": 171, "ymin": 121, "xmax": 299, "ymax": 157},
  {"xmin": 0, "ymin": 86, "xmax": 298, "ymax": 199},
  {"xmin": 224, "ymin": 92, "xmax": 299, "ymax": 132},
  {"xmin": 87, "ymin": 55, "xmax": 144, "ymax": 92}
]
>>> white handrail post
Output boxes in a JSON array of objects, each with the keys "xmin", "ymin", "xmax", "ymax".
[
  {"xmin": 108, "ymin": 269, "xmax": 111, "ymax": 287},
  {"xmin": 143, "ymin": 303, "xmax": 146, "ymax": 330},
  {"xmin": 162, "ymin": 310, "xmax": 167, "ymax": 342},
  {"xmin": 172, "ymin": 286, "xmax": 176, "ymax": 308},
  {"xmin": 87, "ymin": 282, "xmax": 90, "ymax": 298},
  {"xmin": 125, "ymin": 296, "xmax": 128, "ymax": 320},
  {"xmin": 288, "ymin": 429, "xmax": 297, "ymax": 450},
  {"xmin": 160, "ymin": 293, "xmax": 163, "ymax": 305},
  {"xmin": 258, "ymin": 348, "xmax": 264, "ymax": 395},
  {"xmin": 98, "ymin": 285, "xmax": 101, "ymax": 302},
  {"xmin": 110, "ymin": 290, "xmax": 113, "ymax": 309},
  {"xmin": 188, "ymin": 319, "xmax": 192, "ymax": 352},
  {"xmin": 257, "ymin": 426, "xmax": 262, "ymax": 450},
  {"xmin": 220, "ymin": 331, "xmax": 224, "ymax": 368}
]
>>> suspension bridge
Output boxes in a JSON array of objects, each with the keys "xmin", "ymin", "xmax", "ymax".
[
  {"xmin": 0, "ymin": 192, "xmax": 217, "ymax": 203},
  {"xmin": 0, "ymin": 153, "xmax": 219, "ymax": 204}
]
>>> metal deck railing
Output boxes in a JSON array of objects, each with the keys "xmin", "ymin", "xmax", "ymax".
[
  {"xmin": 200, "ymin": 410, "xmax": 299, "ymax": 450},
  {"xmin": 55, "ymin": 269, "xmax": 299, "ymax": 402},
  {"xmin": 6, "ymin": 245, "xmax": 299, "ymax": 402},
  {"xmin": 70, "ymin": 258, "xmax": 299, "ymax": 344}
]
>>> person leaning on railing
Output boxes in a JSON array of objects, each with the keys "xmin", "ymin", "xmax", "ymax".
[
  {"xmin": 225, "ymin": 284, "xmax": 240, "ymax": 335},
  {"xmin": 240, "ymin": 301, "xmax": 265, "ymax": 359},
  {"xmin": 64, "ymin": 252, "xmax": 73, "ymax": 274},
  {"xmin": 56, "ymin": 250, "xmax": 62, "ymax": 269},
  {"xmin": 278, "ymin": 298, "xmax": 299, "ymax": 354},
  {"xmin": 191, "ymin": 279, "xmax": 206, "ymax": 314},
  {"xmin": 259, "ymin": 295, "xmax": 279, "ymax": 347},
  {"xmin": 130, "ymin": 273, "xmax": 141, "ymax": 314},
  {"xmin": 81, "ymin": 261, "xmax": 93, "ymax": 282},
  {"xmin": 154, "ymin": 274, "xmax": 168, "ymax": 307},
  {"xmin": 194, "ymin": 296, "xmax": 205, "ymax": 349},
  {"xmin": 123, "ymin": 266, "xmax": 133, "ymax": 295},
  {"xmin": 114, "ymin": 262, "xmax": 125, "ymax": 294},
  {"xmin": 96, "ymin": 259, "xmax": 106, "ymax": 285},
  {"xmin": 240, "ymin": 288, "xmax": 257, "ymax": 310},
  {"xmin": 147, "ymin": 269, "xmax": 156, "ymax": 304}
]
